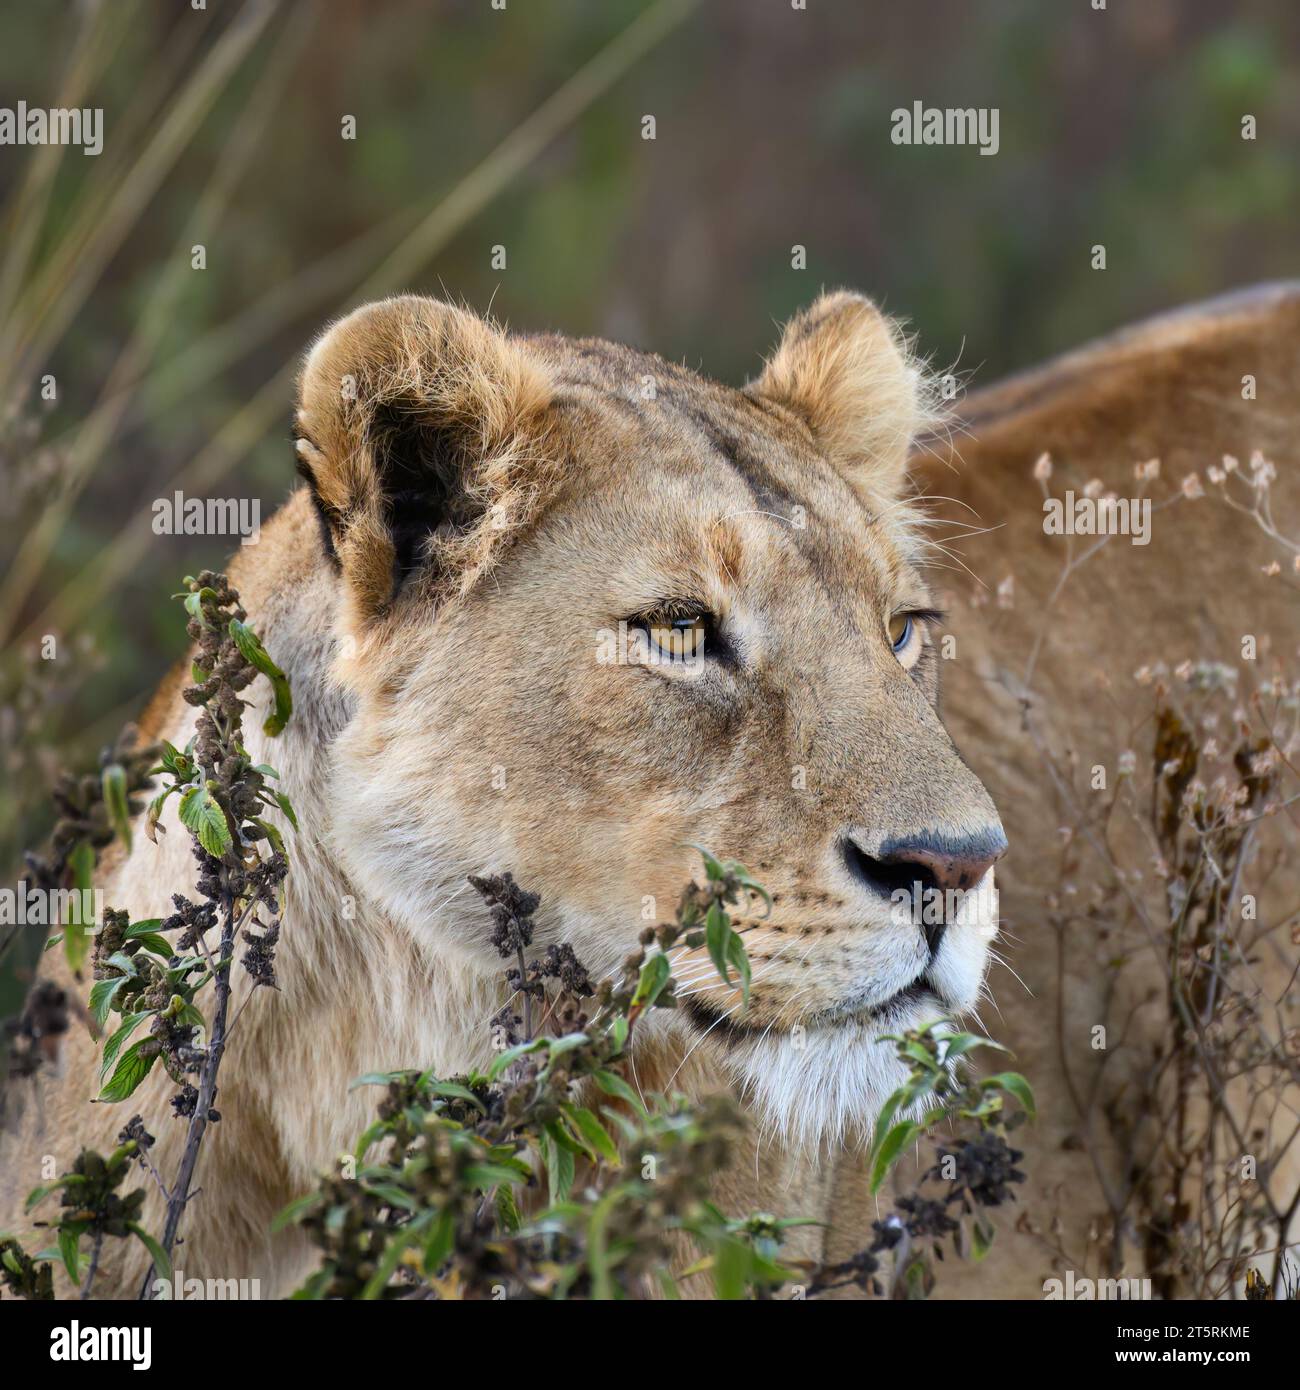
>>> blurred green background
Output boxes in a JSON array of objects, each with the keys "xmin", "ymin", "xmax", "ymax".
[{"xmin": 0, "ymin": 0, "xmax": 1297, "ymax": 976}]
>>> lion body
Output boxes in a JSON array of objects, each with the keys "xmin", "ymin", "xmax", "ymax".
[{"xmin": 921, "ymin": 283, "xmax": 1300, "ymax": 1298}]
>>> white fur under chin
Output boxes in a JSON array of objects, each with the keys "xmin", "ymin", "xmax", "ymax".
[
  {"xmin": 725, "ymin": 1009, "xmax": 927, "ymax": 1151},
  {"xmin": 719, "ymin": 871, "xmax": 999, "ymax": 1150}
]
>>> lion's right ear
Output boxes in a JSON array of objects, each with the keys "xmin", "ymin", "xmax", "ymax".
[{"xmin": 293, "ymin": 295, "xmax": 554, "ymax": 627}]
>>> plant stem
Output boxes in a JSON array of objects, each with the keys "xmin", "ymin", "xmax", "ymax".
[
  {"xmin": 81, "ymin": 1232, "xmax": 103, "ymax": 1299},
  {"xmin": 137, "ymin": 887, "xmax": 236, "ymax": 1299},
  {"xmin": 517, "ymin": 943, "xmax": 532, "ymax": 1041}
]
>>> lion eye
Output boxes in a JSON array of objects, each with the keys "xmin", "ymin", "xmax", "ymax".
[
  {"xmin": 643, "ymin": 613, "xmax": 709, "ymax": 664},
  {"xmin": 888, "ymin": 613, "xmax": 913, "ymax": 654}
]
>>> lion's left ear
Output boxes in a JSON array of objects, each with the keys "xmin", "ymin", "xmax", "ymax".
[{"xmin": 749, "ymin": 290, "xmax": 925, "ymax": 497}]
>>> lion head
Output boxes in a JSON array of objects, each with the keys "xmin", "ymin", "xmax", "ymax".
[{"xmin": 292, "ymin": 291, "xmax": 1006, "ymax": 1144}]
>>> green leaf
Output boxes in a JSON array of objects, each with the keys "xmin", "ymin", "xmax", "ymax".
[
  {"xmin": 486, "ymin": 1037, "xmax": 547, "ymax": 1081},
  {"xmin": 587, "ymin": 1189, "xmax": 622, "ymax": 1300},
  {"xmin": 710, "ymin": 1234, "xmax": 750, "ymax": 1300},
  {"xmin": 184, "ymin": 589, "xmax": 216, "ymax": 624},
  {"xmin": 58, "ymin": 1226, "xmax": 82, "ymax": 1285},
  {"xmin": 545, "ymin": 1120, "xmax": 587, "ymax": 1157},
  {"xmin": 101, "ymin": 763, "xmax": 132, "ymax": 852},
  {"xmin": 494, "ymin": 1185, "xmax": 521, "ymax": 1235},
  {"xmin": 561, "ymin": 1104, "xmax": 619, "ymax": 1164},
  {"xmin": 971, "ymin": 1216, "xmax": 994, "ymax": 1262},
  {"xmin": 540, "ymin": 1124, "xmax": 575, "ymax": 1203},
  {"xmin": 427, "ymin": 1081, "xmax": 485, "ymax": 1112},
  {"xmin": 684, "ymin": 843, "xmax": 725, "ymax": 881},
  {"xmin": 128, "ymin": 1223, "xmax": 172, "ymax": 1283},
  {"xmin": 592, "ymin": 1068, "xmax": 646, "ymax": 1114},
  {"xmin": 482, "ymin": 1145, "xmax": 533, "ymax": 1173},
  {"xmin": 291, "ymin": 1263, "xmax": 336, "ymax": 1300},
  {"xmin": 178, "ymin": 784, "xmax": 233, "ymax": 858},
  {"xmin": 423, "ymin": 1206, "xmax": 457, "ymax": 1272},
  {"xmin": 98, "ymin": 1039, "xmax": 159, "ymax": 1103},
  {"xmin": 729, "ymin": 870, "xmax": 773, "ymax": 916},
  {"xmin": 705, "ymin": 900, "xmax": 731, "ymax": 986},
  {"xmin": 463, "ymin": 1163, "xmax": 530, "ymax": 1189},
  {"xmin": 870, "ymin": 1085, "xmax": 908, "ymax": 1167},
  {"xmin": 263, "ymin": 673, "xmax": 293, "ymax": 738},
  {"xmin": 348, "ymin": 1069, "xmax": 415, "ymax": 1090},
  {"xmin": 363, "ymin": 1184, "xmax": 419, "ymax": 1213},
  {"xmin": 24, "ymin": 1181, "xmax": 68, "ymax": 1213},
  {"xmin": 104, "ymin": 951, "xmax": 140, "ymax": 978},
  {"xmin": 251, "ymin": 817, "xmax": 285, "ymax": 858},
  {"xmin": 632, "ymin": 951, "xmax": 671, "ymax": 1010},
  {"xmin": 232, "ymin": 616, "xmax": 294, "ymax": 737},
  {"xmin": 352, "ymin": 1121, "xmax": 387, "ymax": 1164},
  {"xmin": 127, "ymin": 932, "xmax": 173, "ymax": 959},
  {"xmin": 725, "ymin": 929, "xmax": 751, "ymax": 1010},
  {"xmin": 869, "ymin": 1120, "xmax": 921, "ymax": 1195},
  {"xmin": 98, "ymin": 1012, "xmax": 149, "ymax": 1080},
  {"xmin": 901, "ymin": 1069, "xmax": 939, "ymax": 1113},
  {"xmin": 88, "ymin": 976, "xmax": 128, "ymax": 1031},
  {"xmin": 939, "ymin": 1030, "xmax": 1007, "ymax": 1064},
  {"xmin": 65, "ymin": 841, "xmax": 96, "ymax": 975},
  {"xmin": 173, "ymin": 1001, "xmax": 206, "ymax": 1035},
  {"xmin": 543, "ymin": 1031, "xmax": 590, "ymax": 1060},
  {"xmin": 157, "ymin": 741, "xmax": 191, "ymax": 778},
  {"xmin": 229, "ymin": 617, "xmax": 284, "ymax": 680},
  {"xmin": 981, "ymin": 1071, "xmax": 1036, "ymax": 1120},
  {"xmin": 271, "ymin": 790, "xmax": 299, "ymax": 830}
]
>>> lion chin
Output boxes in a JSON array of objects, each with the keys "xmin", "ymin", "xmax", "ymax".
[
  {"xmin": 725, "ymin": 1013, "xmax": 933, "ymax": 1151},
  {"xmin": 675, "ymin": 872, "xmax": 999, "ymax": 1151}
]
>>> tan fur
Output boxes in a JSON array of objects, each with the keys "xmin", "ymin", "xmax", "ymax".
[{"xmin": 915, "ymin": 281, "xmax": 1300, "ymax": 1298}]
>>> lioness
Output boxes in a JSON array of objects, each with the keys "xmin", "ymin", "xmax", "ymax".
[
  {"xmin": 2, "ymin": 290, "xmax": 1008, "ymax": 1296},
  {"xmin": 5, "ymin": 283, "xmax": 1297, "ymax": 1299}
]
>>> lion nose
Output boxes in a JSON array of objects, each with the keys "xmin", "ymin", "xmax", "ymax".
[
  {"xmin": 842, "ymin": 828, "xmax": 1007, "ymax": 900},
  {"xmin": 883, "ymin": 831, "xmax": 1007, "ymax": 895},
  {"xmin": 843, "ymin": 828, "xmax": 1006, "ymax": 958}
]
